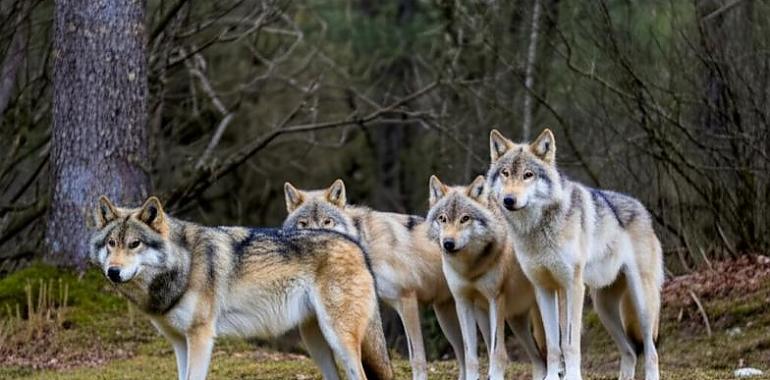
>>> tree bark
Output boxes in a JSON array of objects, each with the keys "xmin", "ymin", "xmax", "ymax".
[{"xmin": 47, "ymin": 0, "xmax": 150, "ymax": 269}]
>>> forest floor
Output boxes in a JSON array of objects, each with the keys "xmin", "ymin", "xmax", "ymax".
[{"xmin": 1, "ymin": 256, "xmax": 770, "ymax": 379}]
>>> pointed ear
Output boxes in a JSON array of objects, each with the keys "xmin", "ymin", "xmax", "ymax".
[
  {"xmin": 490, "ymin": 129, "xmax": 514, "ymax": 162},
  {"xmin": 429, "ymin": 175, "xmax": 449, "ymax": 207},
  {"xmin": 530, "ymin": 128, "xmax": 556, "ymax": 163},
  {"xmin": 94, "ymin": 195, "xmax": 119, "ymax": 229},
  {"xmin": 466, "ymin": 175, "xmax": 486, "ymax": 201},
  {"xmin": 138, "ymin": 196, "xmax": 168, "ymax": 235},
  {"xmin": 284, "ymin": 182, "xmax": 304, "ymax": 213},
  {"xmin": 326, "ymin": 179, "xmax": 347, "ymax": 207}
]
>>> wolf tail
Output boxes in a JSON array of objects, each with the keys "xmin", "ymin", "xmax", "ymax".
[{"xmin": 361, "ymin": 301, "xmax": 394, "ymax": 380}]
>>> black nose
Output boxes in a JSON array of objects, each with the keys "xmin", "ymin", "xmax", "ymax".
[
  {"xmin": 107, "ymin": 267, "xmax": 122, "ymax": 283},
  {"xmin": 503, "ymin": 196, "xmax": 516, "ymax": 210},
  {"xmin": 443, "ymin": 239, "xmax": 456, "ymax": 252}
]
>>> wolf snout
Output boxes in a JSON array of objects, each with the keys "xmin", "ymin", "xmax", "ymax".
[
  {"xmin": 107, "ymin": 267, "xmax": 124, "ymax": 283},
  {"xmin": 442, "ymin": 239, "xmax": 458, "ymax": 253},
  {"xmin": 503, "ymin": 196, "xmax": 517, "ymax": 210}
]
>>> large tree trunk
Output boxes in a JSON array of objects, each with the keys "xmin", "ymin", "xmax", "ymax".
[{"xmin": 47, "ymin": 0, "xmax": 150, "ymax": 269}]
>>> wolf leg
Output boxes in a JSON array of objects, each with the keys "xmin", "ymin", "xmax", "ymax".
[
  {"xmin": 534, "ymin": 286, "xmax": 561, "ymax": 380},
  {"xmin": 591, "ymin": 280, "xmax": 637, "ymax": 380},
  {"xmin": 184, "ymin": 323, "xmax": 215, "ymax": 380},
  {"xmin": 508, "ymin": 314, "xmax": 546, "ymax": 380},
  {"xmin": 395, "ymin": 294, "xmax": 428, "ymax": 380},
  {"xmin": 625, "ymin": 267, "xmax": 660, "ymax": 380},
  {"xmin": 455, "ymin": 296, "xmax": 480, "ymax": 380},
  {"xmin": 314, "ymin": 299, "xmax": 368, "ymax": 380},
  {"xmin": 434, "ymin": 300, "xmax": 466, "ymax": 380},
  {"xmin": 171, "ymin": 338, "xmax": 189, "ymax": 380},
  {"xmin": 300, "ymin": 319, "xmax": 341, "ymax": 380},
  {"xmin": 487, "ymin": 294, "xmax": 508, "ymax": 380},
  {"xmin": 152, "ymin": 320, "xmax": 188, "ymax": 380},
  {"xmin": 317, "ymin": 314, "xmax": 367, "ymax": 380},
  {"xmin": 562, "ymin": 273, "xmax": 585, "ymax": 380},
  {"xmin": 473, "ymin": 303, "xmax": 491, "ymax": 354}
]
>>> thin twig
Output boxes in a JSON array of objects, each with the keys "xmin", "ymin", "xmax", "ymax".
[
  {"xmin": 186, "ymin": 53, "xmax": 237, "ymax": 169},
  {"xmin": 688, "ymin": 290, "xmax": 712, "ymax": 338}
]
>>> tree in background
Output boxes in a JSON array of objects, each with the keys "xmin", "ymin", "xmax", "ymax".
[{"xmin": 47, "ymin": 0, "xmax": 150, "ymax": 268}]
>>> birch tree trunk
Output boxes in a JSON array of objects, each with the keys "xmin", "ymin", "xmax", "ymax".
[{"xmin": 47, "ymin": 0, "xmax": 150, "ymax": 269}]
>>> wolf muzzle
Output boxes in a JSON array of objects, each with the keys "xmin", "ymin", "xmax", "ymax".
[
  {"xmin": 503, "ymin": 196, "xmax": 517, "ymax": 210},
  {"xmin": 502, "ymin": 196, "xmax": 527, "ymax": 211},
  {"xmin": 107, "ymin": 267, "xmax": 124, "ymax": 283},
  {"xmin": 442, "ymin": 239, "xmax": 459, "ymax": 254}
]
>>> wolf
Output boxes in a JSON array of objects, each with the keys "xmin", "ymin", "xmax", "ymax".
[
  {"xmin": 427, "ymin": 175, "xmax": 546, "ymax": 380},
  {"xmin": 485, "ymin": 128, "xmax": 664, "ymax": 380},
  {"xmin": 89, "ymin": 196, "xmax": 393, "ymax": 380},
  {"xmin": 283, "ymin": 179, "xmax": 466, "ymax": 380}
]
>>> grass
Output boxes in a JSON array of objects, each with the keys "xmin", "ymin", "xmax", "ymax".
[{"xmin": 1, "ymin": 262, "xmax": 769, "ymax": 379}]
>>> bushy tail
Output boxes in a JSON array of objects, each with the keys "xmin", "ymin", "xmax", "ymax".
[{"xmin": 361, "ymin": 301, "xmax": 393, "ymax": 380}]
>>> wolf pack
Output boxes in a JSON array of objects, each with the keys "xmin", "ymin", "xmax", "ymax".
[{"xmin": 89, "ymin": 129, "xmax": 663, "ymax": 380}]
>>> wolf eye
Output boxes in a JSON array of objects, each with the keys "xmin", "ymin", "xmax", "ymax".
[
  {"xmin": 322, "ymin": 218, "xmax": 335, "ymax": 227},
  {"xmin": 500, "ymin": 168, "xmax": 510, "ymax": 178},
  {"xmin": 460, "ymin": 215, "xmax": 471, "ymax": 223},
  {"xmin": 297, "ymin": 220, "xmax": 308, "ymax": 228},
  {"xmin": 523, "ymin": 171, "xmax": 535, "ymax": 180},
  {"xmin": 438, "ymin": 214, "xmax": 448, "ymax": 224},
  {"xmin": 128, "ymin": 240, "xmax": 141, "ymax": 249},
  {"xmin": 107, "ymin": 239, "xmax": 116, "ymax": 248}
]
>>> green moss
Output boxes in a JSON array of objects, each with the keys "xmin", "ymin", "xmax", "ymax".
[{"xmin": 0, "ymin": 262, "xmax": 126, "ymax": 324}]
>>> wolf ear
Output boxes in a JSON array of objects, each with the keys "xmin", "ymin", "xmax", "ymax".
[
  {"xmin": 490, "ymin": 129, "xmax": 514, "ymax": 162},
  {"xmin": 94, "ymin": 196, "xmax": 119, "ymax": 229},
  {"xmin": 284, "ymin": 182, "xmax": 304, "ymax": 213},
  {"xmin": 326, "ymin": 179, "xmax": 347, "ymax": 207},
  {"xmin": 138, "ymin": 196, "xmax": 168, "ymax": 235},
  {"xmin": 429, "ymin": 175, "xmax": 449, "ymax": 207},
  {"xmin": 466, "ymin": 175, "xmax": 486, "ymax": 201},
  {"xmin": 530, "ymin": 128, "xmax": 556, "ymax": 163}
]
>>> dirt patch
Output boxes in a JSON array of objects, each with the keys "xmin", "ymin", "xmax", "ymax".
[
  {"xmin": 663, "ymin": 255, "xmax": 770, "ymax": 308},
  {"xmin": 0, "ymin": 329, "xmax": 132, "ymax": 370}
]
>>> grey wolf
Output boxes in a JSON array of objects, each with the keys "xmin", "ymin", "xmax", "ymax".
[
  {"xmin": 427, "ymin": 175, "xmax": 546, "ymax": 380},
  {"xmin": 89, "ymin": 196, "xmax": 392, "ymax": 380},
  {"xmin": 283, "ymin": 179, "xmax": 466, "ymax": 380},
  {"xmin": 486, "ymin": 129, "xmax": 663, "ymax": 380}
]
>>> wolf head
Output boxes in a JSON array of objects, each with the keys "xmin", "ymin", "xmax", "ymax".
[
  {"xmin": 89, "ymin": 196, "xmax": 171, "ymax": 284},
  {"xmin": 283, "ymin": 179, "xmax": 357, "ymax": 236},
  {"xmin": 426, "ymin": 175, "xmax": 496, "ymax": 255},
  {"xmin": 486, "ymin": 128, "xmax": 563, "ymax": 214}
]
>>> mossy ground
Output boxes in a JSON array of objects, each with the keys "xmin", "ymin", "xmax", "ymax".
[{"xmin": 1, "ymin": 263, "xmax": 769, "ymax": 379}]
